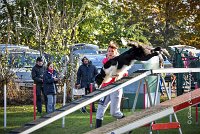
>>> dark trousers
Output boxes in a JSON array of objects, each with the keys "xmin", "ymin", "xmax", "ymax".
[{"xmin": 36, "ymin": 86, "xmax": 47, "ymax": 113}]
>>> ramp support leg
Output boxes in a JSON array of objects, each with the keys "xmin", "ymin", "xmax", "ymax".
[
  {"xmin": 173, "ymin": 112, "xmax": 183, "ymax": 134},
  {"xmin": 132, "ymin": 79, "xmax": 143, "ymax": 112}
]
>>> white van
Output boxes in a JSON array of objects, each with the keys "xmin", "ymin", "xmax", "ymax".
[
  {"xmin": 0, "ymin": 44, "xmax": 41, "ymax": 89},
  {"xmin": 168, "ymin": 45, "xmax": 197, "ymax": 54}
]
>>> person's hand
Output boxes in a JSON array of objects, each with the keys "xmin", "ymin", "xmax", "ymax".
[
  {"xmin": 112, "ymin": 74, "xmax": 119, "ymax": 77},
  {"xmin": 54, "ymin": 77, "xmax": 59, "ymax": 81},
  {"xmin": 76, "ymin": 84, "xmax": 81, "ymax": 89}
]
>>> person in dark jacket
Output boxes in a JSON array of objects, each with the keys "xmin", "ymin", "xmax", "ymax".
[
  {"xmin": 43, "ymin": 62, "xmax": 60, "ymax": 113},
  {"xmin": 76, "ymin": 56, "xmax": 98, "ymax": 112},
  {"xmin": 32, "ymin": 57, "xmax": 47, "ymax": 113}
]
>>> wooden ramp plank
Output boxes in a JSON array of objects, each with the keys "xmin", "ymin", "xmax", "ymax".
[
  {"xmin": 85, "ymin": 89, "xmax": 200, "ymax": 134},
  {"xmin": 160, "ymin": 88, "xmax": 200, "ymax": 112},
  {"xmin": 9, "ymin": 117, "xmax": 49, "ymax": 133},
  {"xmin": 85, "ymin": 105, "xmax": 173, "ymax": 134}
]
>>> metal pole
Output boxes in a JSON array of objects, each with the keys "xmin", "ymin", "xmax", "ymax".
[
  {"xmin": 144, "ymin": 78, "xmax": 153, "ymax": 107},
  {"xmin": 161, "ymin": 76, "xmax": 171, "ymax": 100},
  {"xmin": 143, "ymin": 83, "xmax": 146, "ymax": 109},
  {"xmin": 90, "ymin": 83, "xmax": 93, "ymax": 128},
  {"xmin": 62, "ymin": 82, "xmax": 67, "ymax": 128},
  {"xmin": 33, "ymin": 84, "xmax": 36, "ymax": 120},
  {"xmin": 4, "ymin": 83, "xmax": 7, "ymax": 128},
  {"xmin": 132, "ymin": 80, "xmax": 142, "ymax": 112},
  {"xmin": 173, "ymin": 112, "xmax": 183, "ymax": 134},
  {"xmin": 195, "ymin": 82, "xmax": 198, "ymax": 124},
  {"xmin": 144, "ymin": 78, "xmax": 153, "ymax": 134},
  {"xmin": 160, "ymin": 75, "xmax": 173, "ymax": 122},
  {"xmin": 154, "ymin": 75, "xmax": 160, "ymax": 105},
  {"xmin": 169, "ymin": 82, "xmax": 172, "ymax": 122}
]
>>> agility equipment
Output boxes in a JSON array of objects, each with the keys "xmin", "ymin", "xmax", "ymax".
[
  {"xmin": 86, "ymin": 88, "xmax": 200, "ymax": 134},
  {"xmin": 10, "ymin": 68, "xmax": 200, "ymax": 134}
]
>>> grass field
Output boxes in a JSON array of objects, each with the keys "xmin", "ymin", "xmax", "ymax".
[{"xmin": 0, "ymin": 104, "xmax": 200, "ymax": 134}]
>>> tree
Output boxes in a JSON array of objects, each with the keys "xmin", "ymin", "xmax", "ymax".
[{"xmin": 0, "ymin": 0, "xmax": 199, "ymax": 50}]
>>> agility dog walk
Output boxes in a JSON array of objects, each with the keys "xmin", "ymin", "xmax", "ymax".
[{"xmin": 10, "ymin": 68, "xmax": 200, "ymax": 134}]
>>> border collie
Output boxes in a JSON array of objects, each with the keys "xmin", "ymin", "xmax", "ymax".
[{"xmin": 95, "ymin": 41, "xmax": 169, "ymax": 87}]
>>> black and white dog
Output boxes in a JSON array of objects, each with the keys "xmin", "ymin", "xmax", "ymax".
[{"xmin": 95, "ymin": 41, "xmax": 169, "ymax": 87}]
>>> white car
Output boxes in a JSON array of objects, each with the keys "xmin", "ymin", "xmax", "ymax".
[
  {"xmin": 0, "ymin": 44, "xmax": 42, "ymax": 89},
  {"xmin": 169, "ymin": 45, "xmax": 197, "ymax": 54}
]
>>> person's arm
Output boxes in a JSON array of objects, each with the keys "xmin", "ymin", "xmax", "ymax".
[
  {"xmin": 94, "ymin": 65, "xmax": 98, "ymax": 76},
  {"xmin": 31, "ymin": 67, "xmax": 43, "ymax": 83},
  {"xmin": 92, "ymin": 66, "xmax": 98, "ymax": 82},
  {"xmin": 53, "ymin": 70, "xmax": 60, "ymax": 83},
  {"xmin": 43, "ymin": 73, "xmax": 54, "ymax": 84},
  {"xmin": 76, "ymin": 66, "xmax": 82, "ymax": 85},
  {"xmin": 123, "ymin": 71, "xmax": 128, "ymax": 77}
]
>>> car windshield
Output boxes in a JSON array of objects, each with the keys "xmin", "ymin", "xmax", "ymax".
[
  {"xmin": 8, "ymin": 52, "xmax": 40, "ymax": 68},
  {"xmin": 169, "ymin": 45, "xmax": 196, "ymax": 52},
  {"xmin": 88, "ymin": 55, "xmax": 105, "ymax": 67},
  {"xmin": 8, "ymin": 53, "xmax": 24, "ymax": 67},
  {"xmin": 24, "ymin": 53, "xmax": 40, "ymax": 67},
  {"xmin": 71, "ymin": 44, "xmax": 99, "ymax": 55},
  {"xmin": 73, "ymin": 49, "xmax": 98, "ymax": 55},
  {"xmin": 79, "ymin": 54, "xmax": 105, "ymax": 68},
  {"xmin": 72, "ymin": 45, "xmax": 97, "ymax": 51}
]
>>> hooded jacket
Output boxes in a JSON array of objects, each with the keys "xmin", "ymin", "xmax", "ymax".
[{"xmin": 76, "ymin": 57, "xmax": 98, "ymax": 88}]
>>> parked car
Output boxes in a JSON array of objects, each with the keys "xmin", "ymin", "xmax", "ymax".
[
  {"xmin": 77, "ymin": 54, "xmax": 106, "ymax": 73},
  {"xmin": 168, "ymin": 45, "xmax": 197, "ymax": 57},
  {"xmin": 69, "ymin": 43, "xmax": 106, "ymax": 72},
  {"xmin": 168, "ymin": 45, "xmax": 196, "ymax": 52},
  {"xmin": 70, "ymin": 43, "xmax": 99, "ymax": 55},
  {"xmin": 0, "ymin": 44, "xmax": 42, "ymax": 89}
]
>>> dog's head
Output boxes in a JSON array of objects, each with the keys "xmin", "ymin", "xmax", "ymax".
[
  {"xmin": 95, "ymin": 68, "xmax": 106, "ymax": 87},
  {"xmin": 95, "ymin": 74, "xmax": 104, "ymax": 87}
]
